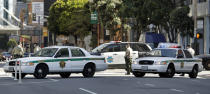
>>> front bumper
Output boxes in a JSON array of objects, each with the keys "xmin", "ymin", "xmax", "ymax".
[
  {"xmin": 4, "ymin": 65, "xmax": 35, "ymax": 73},
  {"xmin": 131, "ymin": 64, "xmax": 168, "ymax": 73}
]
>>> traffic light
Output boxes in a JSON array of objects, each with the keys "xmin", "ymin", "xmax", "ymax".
[
  {"xmin": 196, "ymin": 33, "xmax": 202, "ymax": 39},
  {"xmin": 32, "ymin": 13, "xmax": 36, "ymax": 21}
]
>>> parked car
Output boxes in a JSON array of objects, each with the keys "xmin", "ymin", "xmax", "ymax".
[
  {"xmin": 4, "ymin": 46, "xmax": 107, "ymax": 79},
  {"xmin": 0, "ymin": 52, "xmax": 12, "ymax": 61},
  {"xmin": 91, "ymin": 41, "xmax": 152, "ymax": 65}
]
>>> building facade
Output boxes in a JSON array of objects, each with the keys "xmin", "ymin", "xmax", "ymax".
[{"xmin": 188, "ymin": 0, "xmax": 210, "ymax": 54}]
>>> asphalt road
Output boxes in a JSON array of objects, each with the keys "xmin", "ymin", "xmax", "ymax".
[{"xmin": 0, "ymin": 75, "xmax": 209, "ymax": 94}]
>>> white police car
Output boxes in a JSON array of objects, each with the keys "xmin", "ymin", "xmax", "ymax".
[
  {"xmin": 4, "ymin": 46, "xmax": 107, "ymax": 79},
  {"xmin": 132, "ymin": 48, "xmax": 203, "ymax": 78},
  {"xmin": 91, "ymin": 41, "xmax": 152, "ymax": 66}
]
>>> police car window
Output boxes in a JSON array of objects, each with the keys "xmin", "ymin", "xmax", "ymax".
[
  {"xmin": 33, "ymin": 48, "xmax": 58, "ymax": 57},
  {"xmin": 184, "ymin": 50, "xmax": 192, "ymax": 58},
  {"xmin": 56, "ymin": 48, "xmax": 69, "ymax": 58},
  {"xmin": 120, "ymin": 44, "xmax": 127, "ymax": 51},
  {"xmin": 71, "ymin": 48, "xmax": 85, "ymax": 57},
  {"xmin": 138, "ymin": 44, "xmax": 150, "ymax": 52},
  {"xmin": 177, "ymin": 50, "xmax": 184, "ymax": 58},
  {"xmin": 102, "ymin": 44, "xmax": 119, "ymax": 52}
]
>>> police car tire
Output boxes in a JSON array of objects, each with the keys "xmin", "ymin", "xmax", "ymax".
[
  {"xmin": 189, "ymin": 66, "xmax": 198, "ymax": 78},
  {"xmin": 82, "ymin": 64, "xmax": 95, "ymax": 78},
  {"xmin": 203, "ymin": 60, "xmax": 210, "ymax": 70},
  {"xmin": 165, "ymin": 65, "xmax": 175, "ymax": 78},
  {"xmin": 12, "ymin": 73, "xmax": 26, "ymax": 79},
  {"xmin": 60, "ymin": 72, "xmax": 71, "ymax": 78},
  {"xmin": 159, "ymin": 73, "xmax": 167, "ymax": 78},
  {"xmin": 34, "ymin": 65, "xmax": 48, "ymax": 79},
  {"xmin": 133, "ymin": 72, "xmax": 145, "ymax": 77}
]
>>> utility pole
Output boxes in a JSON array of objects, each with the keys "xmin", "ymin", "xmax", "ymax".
[{"xmin": 193, "ymin": 0, "xmax": 198, "ymax": 55}]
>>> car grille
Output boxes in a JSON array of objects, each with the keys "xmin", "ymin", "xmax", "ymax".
[
  {"xmin": 9, "ymin": 61, "xmax": 16, "ymax": 66},
  {"xmin": 139, "ymin": 60, "xmax": 154, "ymax": 65}
]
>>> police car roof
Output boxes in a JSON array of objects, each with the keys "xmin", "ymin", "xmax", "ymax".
[
  {"xmin": 45, "ymin": 46, "xmax": 80, "ymax": 49},
  {"xmin": 155, "ymin": 48, "xmax": 182, "ymax": 50}
]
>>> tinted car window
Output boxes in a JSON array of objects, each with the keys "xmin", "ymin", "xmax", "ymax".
[
  {"xmin": 55, "ymin": 48, "xmax": 69, "ymax": 57},
  {"xmin": 71, "ymin": 48, "xmax": 85, "ymax": 57},
  {"xmin": 184, "ymin": 50, "xmax": 193, "ymax": 58},
  {"xmin": 102, "ymin": 44, "xmax": 121, "ymax": 52}
]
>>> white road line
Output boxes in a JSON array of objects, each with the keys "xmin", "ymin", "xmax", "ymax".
[
  {"xmin": 79, "ymin": 88, "xmax": 97, "ymax": 94},
  {"xmin": 144, "ymin": 84, "xmax": 155, "ymax": 87},
  {"xmin": 50, "ymin": 79, "xmax": 59, "ymax": 82},
  {"xmin": 170, "ymin": 89, "xmax": 184, "ymax": 93}
]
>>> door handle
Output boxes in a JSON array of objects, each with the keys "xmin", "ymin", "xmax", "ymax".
[
  {"xmin": 132, "ymin": 53, "xmax": 136, "ymax": 54},
  {"xmin": 113, "ymin": 54, "xmax": 118, "ymax": 55}
]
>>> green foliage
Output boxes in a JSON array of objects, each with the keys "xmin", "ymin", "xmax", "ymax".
[
  {"xmin": 7, "ymin": 39, "xmax": 17, "ymax": 48},
  {"xmin": 48, "ymin": 0, "xmax": 90, "ymax": 45},
  {"xmin": 91, "ymin": 0, "xmax": 123, "ymax": 38},
  {"xmin": 170, "ymin": 6, "xmax": 194, "ymax": 37}
]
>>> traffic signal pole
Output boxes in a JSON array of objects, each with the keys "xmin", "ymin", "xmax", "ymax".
[{"xmin": 193, "ymin": 0, "xmax": 198, "ymax": 55}]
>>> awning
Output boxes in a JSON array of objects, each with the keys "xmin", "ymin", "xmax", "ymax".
[{"xmin": 145, "ymin": 32, "xmax": 166, "ymax": 43}]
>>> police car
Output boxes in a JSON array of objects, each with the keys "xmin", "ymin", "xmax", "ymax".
[
  {"xmin": 131, "ymin": 47, "xmax": 203, "ymax": 78},
  {"xmin": 4, "ymin": 46, "xmax": 107, "ymax": 79},
  {"xmin": 91, "ymin": 41, "xmax": 152, "ymax": 65}
]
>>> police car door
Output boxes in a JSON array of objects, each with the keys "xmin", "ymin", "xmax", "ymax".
[
  {"xmin": 54, "ymin": 48, "xmax": 70, "ymax": 72},
  {"xmin": 183, "ymin": 50, "xmax": 194, "ymax": 72},
  {"xmin": 70, "ymin": 48, "xmax": 86, "ymax": 71},
  {"xmin": 176, "ymin": 50, "xmax": 186, "ymax": 72},
  {"xmin": 101, "ymin": 44, "xmax": 122, "ymax": 64}
]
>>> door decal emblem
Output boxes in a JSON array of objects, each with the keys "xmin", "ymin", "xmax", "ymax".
[
  {"xmin": 60, "ymin": 61, "xmax": 66, "ymax": 68},
  {"xmin": 180, "ymin": 62, "xmax": 184, "ymax": 68},
  {"xmin": 107, "ymin": 56, "xmax": 113, "ymax": 63}
]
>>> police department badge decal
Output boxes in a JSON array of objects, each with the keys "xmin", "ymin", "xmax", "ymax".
[{"xmin": 60, "ymin": 61, "xmax": 66, "ymax": 68}]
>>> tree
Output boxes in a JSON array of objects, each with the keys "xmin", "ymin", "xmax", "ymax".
[
  {"xmin": 7, "ymin": 39, "xmax": 17, "ymax": 48},
  {"xmin": 91, "ymin": 0, "xmax": 123, "ymax": 40},
  {"xmin": 48, "ymin": 0, "xmax": 90, "ymax": 46},
  {"xmin": 170, "ymin": 6, "xmax": 194, "ymax": 43}
]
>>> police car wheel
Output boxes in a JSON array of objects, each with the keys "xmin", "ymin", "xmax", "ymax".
[
  {"xmin": 12, "ymin": 73, "xmax": 26, "ymax": 79},
  {"xmin": 159, "ymin": 73, "xmax": 167, "ymax": 78},
  {"xmin": 189, "ymin": 66, "xmax": 198, "ymax": 78},
  {"xmin": 82, "ymin": 64, "xmax": 95, "ymax": 78},
  {"xmin": 34, "ymin": 65, "xmax": 48, "ymax": 79},
  {"xmin": 165, "ymin": 65, "xmax": 175, "ymax": 78},
  {"xmin": 60, "ymin": 72, "xmax": 71, "ymax": 78},
  {"xmin": 133, "ymin": 71, "xmax": 145, "ymax": 77}
]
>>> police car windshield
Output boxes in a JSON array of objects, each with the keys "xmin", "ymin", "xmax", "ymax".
[
  {"xmin": 151, "ymin": 49, "xmax": 177, "ymax": 58},
  {"xmin": 33, "ymin": 48, "xmax": 58, "ymax": 57},
  {"xmin": 92, "ymin": 44, "xmax": 109, "ymax": 53}
]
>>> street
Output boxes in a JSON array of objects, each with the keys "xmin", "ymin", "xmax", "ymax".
[{"xmin": 0, "ymin": 62, "xmax": 210, "ymax": 94}]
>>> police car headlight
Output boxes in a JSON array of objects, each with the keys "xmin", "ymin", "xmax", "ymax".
[
  {"xmin": 155, "ymin": 61, "xmax": 167, "ymax": 65},
  {"xmin": 132, "ymin": 61, "xmax": 138, "ymax": 64}
]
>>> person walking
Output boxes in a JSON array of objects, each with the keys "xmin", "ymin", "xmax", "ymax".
[
  {"xmin": 34, "ymin": 43, "xmax": 41, "ymax": 53},
  {"xmin": 187, "ymin": 45, "xmax": 195, "ymax": 56},
  {"xmin": 124, "ymin": 44, "xmax": 133, "ymax": 75},
  {"xmin": 12, "ymin": 42, "xmax": 24, "ymax": 59}
]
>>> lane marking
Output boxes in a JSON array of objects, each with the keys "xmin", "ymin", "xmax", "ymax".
[
  {"xmin": 50, "ymin": 79, "xmax": 59, "ymax": 82},
  {"xmin": 144, "ymin": 84, "xmax": 155, "ymax": 87},
  {"xmin": 79, "ymin": 88, "xmax": 97, "ymax": 94},
  {"xmin": 170, "ymin": 89, "xmax": 184, "ymax": 93}
]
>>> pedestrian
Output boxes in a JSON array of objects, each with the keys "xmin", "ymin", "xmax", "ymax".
[
  {"xmin": 34, "ymin": 43, "xmax": 41, "ymax": 53},
  {"xmin": 12, "ymin": 42, "xmax": 24, "ymax": 59},
  {"xmin": 124, "ymin": 44, "xmax": 133, "ymax": 75},
  {"xmin": 187, "ymin": 45, "xmax": 195, "ymax": 56}
]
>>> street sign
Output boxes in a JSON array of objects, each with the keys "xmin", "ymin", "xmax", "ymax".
[{"xmin": 91, "ymin": 11, "xmax": 98, "ymax": 24}]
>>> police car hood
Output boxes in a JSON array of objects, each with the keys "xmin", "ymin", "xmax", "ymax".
[
  {"xmin": 136, "ymin": 57, "xmax": 175, "ymax": 62},
  {"xmin": 12, "ymin": 57, "xmax": 54, "ymax": 62}
]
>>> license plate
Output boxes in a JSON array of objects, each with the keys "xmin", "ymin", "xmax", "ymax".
[{"xmin": 141, "ymin": 66, "xmax": 148, "ymax": 71}]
